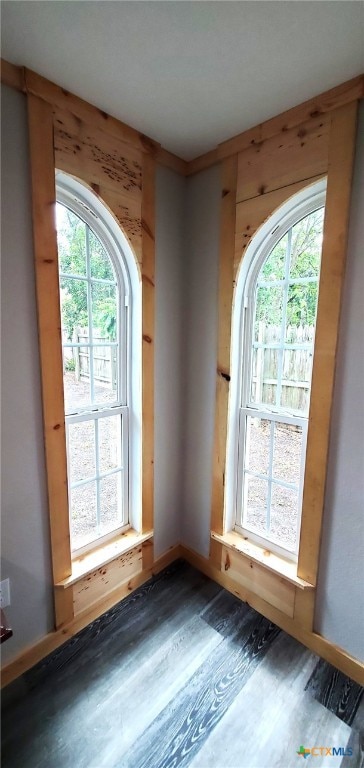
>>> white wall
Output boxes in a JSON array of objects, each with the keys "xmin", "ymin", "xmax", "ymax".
[
  {"xmin": 314, "ymin": 103, "xmax": 364, "ymax": 661},
  {"xmin": 154, "ymin": 166, "xmax": 186, "ymax": 557},
  {"xmin": 181, "ymin": 167, "xmax": 221, "ymax": 556},
  {"xmin": 1, "ymin": 86, "xmax": 53, "ymax": 664}
]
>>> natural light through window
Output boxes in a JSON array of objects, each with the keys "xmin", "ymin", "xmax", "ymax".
[
  {"xmin": 56, "ymin": 200, "xmax": 129, "ymax": 554},
  {"xmin": 234, "ymin": 189, "xmax": 325, "ymax": 560}
]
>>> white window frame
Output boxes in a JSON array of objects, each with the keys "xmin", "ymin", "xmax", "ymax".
[
  {"xmin": 56, "ymin": 172, "xmax": 142, "ymax": 557},
  {"xmin": 225, "ymin": 179, "xmax": 327, "ymax": 561}
]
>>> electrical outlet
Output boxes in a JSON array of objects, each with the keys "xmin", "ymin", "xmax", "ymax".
[{"xmin": 0, "ymin": 579, "xmax": 11, "ymax": 608}]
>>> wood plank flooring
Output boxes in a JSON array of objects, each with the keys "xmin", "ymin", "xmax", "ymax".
[{"xmin": 1, "ymin": 561, "xmax": 363, "ymax": 768}]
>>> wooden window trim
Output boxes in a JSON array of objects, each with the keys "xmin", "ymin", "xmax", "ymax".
[
  {"xmin": 211, "ymin": 531, "xmax": 313, "ymax": 589},
  {"xmin": 27, "ymin": 95, "xmax": 72, "ymax": 587},
  {"xmin": 187, "ymin": 75, "xmax": 364, "ymax": 176},
  {"xmin": 27, "ymin": 93, "xmax": 155, "ymax": 628},
  {"xmin": 56, "ymin": 530, "xmax": 154, "ymax": 588},
  {"xmin": 211, "ymin": 101, "xmax": 359, "ymax": 629},
  {"xmin": 1, "ymin": 58, "xmax": 188, "ymax": 175},
  {"xmin": 2, "ymin": 57, "xmax": 362, "ymax": 178},
  {"xmin": 297, "ymin": 102, "xmax": 359, "ymax": 583}
]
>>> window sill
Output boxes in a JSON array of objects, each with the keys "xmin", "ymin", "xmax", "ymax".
[
  {"xmin": 211, "ymin": 530, "xmax": 314, "ymax": 590},
  {"xmin": 55, "ymin": 528, "xmax": 153, "ymax": 588}
]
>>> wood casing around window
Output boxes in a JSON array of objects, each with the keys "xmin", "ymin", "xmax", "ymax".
[
  {"xmin": 211, "ymin": 100, "xmax": 359, "ymax": 633},
  {"xmin": 27, "ymin": 95, "xmax": 72, "ymax": 592},
  {"xmin": 27, "ymin": 83, "xmax": 156, "ymax": 628}
]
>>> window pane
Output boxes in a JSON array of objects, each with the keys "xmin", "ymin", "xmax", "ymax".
[
  {"xmin": 285, "ymin": 281, "xmax": 319, "ymax": 330},
  {"xmin": 98, "ymin": 415, "xmax": 123, "ymax": 474},
  {"xmin": 70, "ymin": 482, "xmax": 97, "ymax": 551},
  {"xmin": 57, "ymin": 193, "xmax": 131, "ymax": 555},
  {"xmin": 281, "ymin": 345, "xmax": 313, "ymax": 414},
  {"xmin": 89, "ymin": 228, "xmax": 115, "ymax": 282},
  {"xmin": 272, "ymin": 422, "xmax": 302, "ymax": 486},
  {"xmin": 92, "ymin": 345, "xmax": 119, "ymax": 406},
  {"xmin": 243, "ymin": 475, "xmax": 268, "ymax": 537},
  {"xmin": 270, "ymin": 485, "xmax": 299, "ymax": 552},
  {"xmin": 254, "ymin": 285, "xmax": 284, "ymax": 340},
  {"xmin": 63, "ymin": 354, "xmax": 91, "ymax": 414},
  {"xmin": 244, "ymin": 417, "xmax": 270, "ymax": 476},
  {"xmin": 99, "ymin": 472, "xmax": 123, "ymax": 535},
  {"xmin": 60, "ymin": 277, "xmax": 88, "ymax": 341},
  {"xmin": 238, "ymin": 201, "xmax": 325, "ymax": 556},
  {"xmin": 91, "ymin": 283, "xmax": 118, "ymax": 343},
  {"xmin": 56, "ymin": 204, "xmax": 87, "ymax": 277},
  {"xmin": 261, "ymin": 233, "xmax": 287, "ymax": 282},
  {"xmin": 60, "ymin": 278, "xmax": 92, "ymax": 413},
  {"xmin": 289, "ymin": 209, "xmax": 324, "ymax": 280},
  {"xmin": 250, "ymin": 324, "xmax": 280, "ymax": 408},
  {"xmin": 68, "ymin": 420, "xmax": 95, "ymax": 483}
]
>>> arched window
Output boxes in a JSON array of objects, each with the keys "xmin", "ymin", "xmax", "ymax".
[
  {"xmin": 227, "ymin": 180, "xmax": 326, "ymax": 561},
  {"xmin": 56, "ymin": 173, "xmax": 141, "ymax": 555}
]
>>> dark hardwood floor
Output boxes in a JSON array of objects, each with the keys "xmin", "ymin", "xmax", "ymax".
[{"xmin": 1, "ymin": 561, "xmax": 363, "ymax": 768}]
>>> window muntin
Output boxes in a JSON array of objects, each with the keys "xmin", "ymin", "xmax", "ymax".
[
  {"xmin": 235, "ymin": 200, "xmax": 325, "ymax": 560},
  {"xmin": 56, "ymin": 199, "xmax": 130, "ymax": 555}
]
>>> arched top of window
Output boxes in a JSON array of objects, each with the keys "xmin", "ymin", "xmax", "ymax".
[
  {"xmin": 55, "ymin": 172, "xmax": 141, "ymax": 554},
  {"xmin": 235, "ymin": 179, "xmax": 327, "ymax": 310},
  {"xmin": 226, "ymin": 179, "xmax": 327, "ymax": 559},
  {"xmin": 56, "ymin": 171, "xmax": 140, "ymax": 297}
]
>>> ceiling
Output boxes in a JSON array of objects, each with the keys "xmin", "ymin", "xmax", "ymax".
[{"xmin": 1, "ymin": 1, "xmax": 363, "ymax": 160}]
